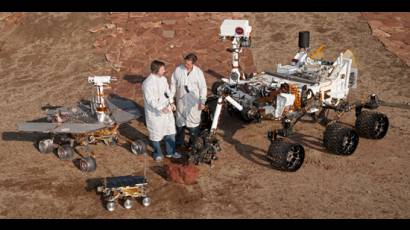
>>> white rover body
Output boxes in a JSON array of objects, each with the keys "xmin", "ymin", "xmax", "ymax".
[{"xmin": 198, "ymin": 20, "xmax": 389, "ymax": 171}]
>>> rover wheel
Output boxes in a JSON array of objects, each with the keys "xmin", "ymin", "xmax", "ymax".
[
  {"xmin": 211, "ymin": 81, "xmax": 224, "ymax": 95},
  {"xmin": 355, "ymin": 111, "xmax": 389, "ymax": 139},
  {"xmin": 57, "ymin": 145, "xmax": 75, "ymax": 160},
  {"xmin": 123, "ymin": 197, "xmax": 133, "ymax": 209},
  {"xmin": 267, "ymin": 140, "xmax": 305, "ymax": 172},
  {"xmin": 240, "ymin": 107, "xmax": 255, "ymax": 122},
  {"xmin": 131, "ymin": 140, "xmax": 146, "ymax": 155},
  {"xmin": 324, "ymin": 123, "xmax": 359, "ymax": 155},
  {"xmin": 79, "ymin": 156, "xmax": 97, "ymax": 172},
  {"xmin": 192, "ymin": 136, "xmax": 204, "ymax": 151},
  {"xmin": 142, "ymin": 196, "xmax": 151, "ymax": 207},
  {"xmin": 106, "ymin": 201, "xmax": 115, "ymax": 212},
  {"xmin": 38, "ymin": 139, "xmax": 54, "ymax": 154}
]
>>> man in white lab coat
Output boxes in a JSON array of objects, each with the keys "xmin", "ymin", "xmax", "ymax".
[
  {"xmin": 170, "ymin": 53, "xmax": 207, "ymax": 148},
  {"xmin": 142, "ymin": 60, "xmax": 181, "ymax": 162}
]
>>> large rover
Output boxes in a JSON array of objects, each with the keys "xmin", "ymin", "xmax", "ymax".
[{"xmin": 200, "ymin": 19, "xmax": 389, "ymax": 171}]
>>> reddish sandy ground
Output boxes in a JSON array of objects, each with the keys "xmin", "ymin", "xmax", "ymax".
[{"xmin": 0, "ymin": 12, "xmax": 409, "ymax": 218}]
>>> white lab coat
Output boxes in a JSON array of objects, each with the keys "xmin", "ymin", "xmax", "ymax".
[
  {"xmin": 170, "ymin": 64, "xmax": 207, "ymax": 128},
  {"xmin": 142, "ymin": 74, "xmax": 176, "ymax": 142}
]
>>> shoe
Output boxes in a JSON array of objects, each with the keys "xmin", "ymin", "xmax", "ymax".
[
  {"xmin": 165, "ymin": 152, "xmax": 182, "ymax": 159},
  {"xmin": 172, "ymin": 152, "xmax": 182, "ymax": 159},
  {"xmin": 154, "ymin": 156, "xmax": 163, "ymax": 162}
]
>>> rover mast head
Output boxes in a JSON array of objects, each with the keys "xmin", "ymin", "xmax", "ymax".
[
  {"xmin": 88, "ymin": 76, "xmax": 117, "ymax": 123},
  {"xmin": 219, "ymin": 19, "xmax": 252, "ymax": 85}
]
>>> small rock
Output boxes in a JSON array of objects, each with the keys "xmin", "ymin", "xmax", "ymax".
[
  {"xmin": 112, "ymin": 64, "xmax": 122, "ymax": 72},
  {"xmin": 89, "ymin": 26, "xmax": 105, "ymax": 33},
  {"xmin": 105, "ymin": 53, "xmax": 118, "ymax": 63},
  {"xmin": 372, "ymin": 28, "xmax": 391, "ymax": 38},
  {"xmin": 93, "ymin": 39, "xmax": 107, "ymax": 48},
  {"xmin": 162, "ymin": 19, "xmax": 176, "ymax": 25},
  {"xmin": 129, "ymin": 13, "xmax": 147, "ymax": 18},
  {"xmin": 105, "ymin": 23, "xmax": 116, "ymax": 29},
  {"xmin": 140, "ymin": 21, "xmax": 162, "ymax": 29},
  {"xmin": 0, "ymin": 13, "xmax": 13, "ymax": 21},
  {"xmin": 162, "ymin": 30, "xmax": 175, "ymax": 39},
  {"xmin": 117, "ymin": 27, "xmax": 124, "ymax": 33}
]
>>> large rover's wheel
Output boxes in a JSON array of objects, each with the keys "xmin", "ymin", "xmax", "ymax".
[
  {"xmin": 123, "ymin": 197, "xmax": 133, "ymax": 210},
  {"xmin": 131, "ymin": 140, "xmax": 146, "ymax": 155},
  {"xmin": 211, "ymin": 81, "xmax": 224, "ymax": 95},
  {"xmin": 79, "ymin": 156, "xmax": 97, "ymax": 172},
  {"xmin": 57, "ymin": 145, "xmax": 75, "ymax": 160},
  {"xmin": 106, "ymin": 201, "xmax": 115, "ymax": 212},
  {"xmin": 38, "ymin": 139, "xmax": 54, "ymax": 154},
  {"xmin": 192, "ymin": 136, "xmax": 205, "ymax": 151},
  {"xmin": 141, "ymin": 196, "xmax": 151, "ymax": 207},
  {"xmin": 267, "ymin": 140, "xmax": 305, "ymax": 172},
  {"xmin": 355, "ymin": 111, "xmax": 389, "ymax": 139},
  {"xmin": 240, "ymin": 107, "xmax": 254, "ymax": 122},
  {"xmin": 323, "ymin": 123, "xmax": 359, "ymax": 155}
]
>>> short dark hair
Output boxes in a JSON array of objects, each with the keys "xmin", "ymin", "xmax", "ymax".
[
  {"xmin": 184, "ymin": 53, "xmax": 198, "ymax": 64},
  {"xmin": 150, "ymin": 60, "xmax": 165, "ymax": 74}
]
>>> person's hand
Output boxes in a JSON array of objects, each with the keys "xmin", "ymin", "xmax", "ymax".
[
  {"xmin": 198, "ymin": 103, "xmax": 205, "ymax": 110},
  {"xmin": 170, "ymin": 103, "xmax": 176, "ymax": 112},
  {"xmin": 161, "ymin": 105, "xmax": 172, "ymax": 114}
]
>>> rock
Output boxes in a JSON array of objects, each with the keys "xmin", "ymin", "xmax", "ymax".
[
  {"xmin": 164, "ymin": 162, "xmax": 199, "ymax": 185},
  {"xmin": 117, "ymin": 27, "xmax": 124, "ymax": 34},
  {"xmin": 372, "ymin": 28, "xmax": 391, "ymax": 38},
  {"xmin": 0, "ymin": 13, "xmax": 13, "ymax": 21},
  {"xmin": 140, "ymin": 21, "xmax": 162, "ymax": 29},
  {"xmin": 129, "ymin": 13, "xmax": 147, "ymax": 18},
  {"xmin": 105, "ymin": 52, "xmax": 119, "ymax": 63},
  {"xmin": 105, "ymin": 23, "xmax": 116, "ymax": 29},
  {"xmin": 112, "ymin": 63, "xmax": 122, "ymax": 72},
  {"xmin": 93, "ymin": 39, "xmax": 107, "ymax": 48},
  {"xmin": 162, "ymin": 30, "xmax": 175, "ymax": 39},
  {"xmin": 162, "ymin": 19, "xmax": 176, "ymax": 25},
  {"xmin": 89, "ymin": 25, "xmax": 106, "ymax": 33}
]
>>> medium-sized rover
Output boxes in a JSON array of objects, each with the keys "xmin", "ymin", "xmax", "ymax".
[{"xmin": 17, "ymin": 76, "xmax": 147, "ymax": 172}]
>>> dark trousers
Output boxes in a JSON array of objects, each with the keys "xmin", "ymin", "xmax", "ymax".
[{"xmin": 176, "ymin": 125, "xmax": 200, "ymax": 147}]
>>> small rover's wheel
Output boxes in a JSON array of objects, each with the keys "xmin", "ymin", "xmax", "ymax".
[
  {"xmin": 142, "ymin": 196, "xmax": 151, "ymax": 207},
  {"xmin": 123, "ymin": 197, "xmax": 133, "ymax": 210},
  {"xmin": 106, "ymin": 201, "xmax": 115, "ymax": 212}
]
